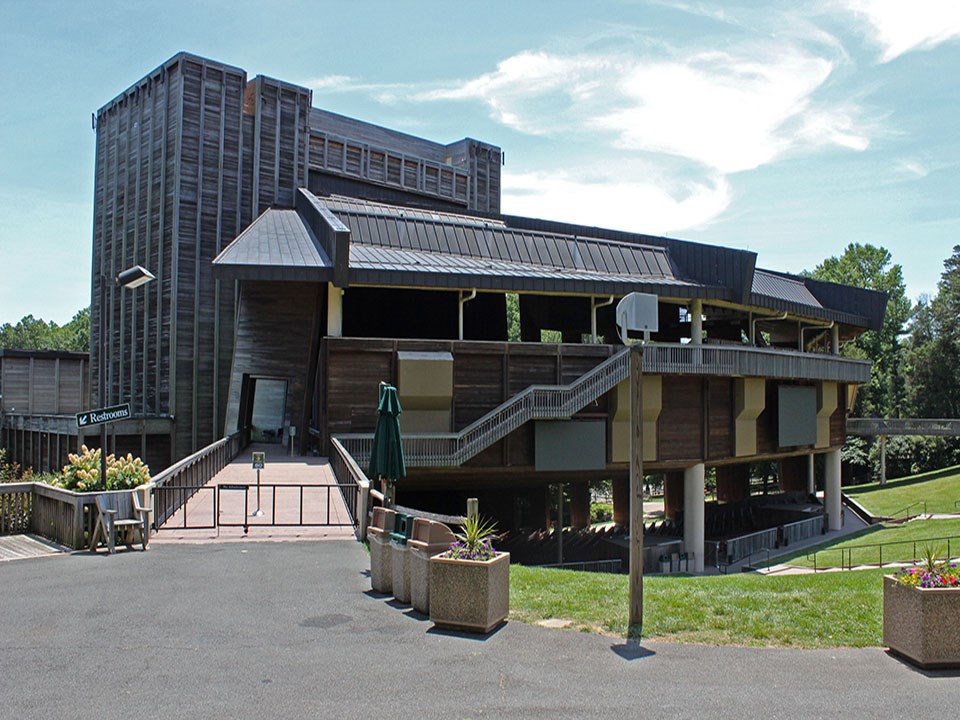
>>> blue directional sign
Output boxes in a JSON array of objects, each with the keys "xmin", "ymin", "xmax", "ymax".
[{"xmin": 76, "ymin": 403, "xmax": 131, "ymax": 429}]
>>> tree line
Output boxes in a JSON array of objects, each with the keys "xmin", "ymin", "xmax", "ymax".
[
  {"xmin": 0, "ymin": 308, "xmax": 90, "ymax": 353},
  {"xmin": 807, "ymin": 243, "xmax": 960, "ymax": 479}
]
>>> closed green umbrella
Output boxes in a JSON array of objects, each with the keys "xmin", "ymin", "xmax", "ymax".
[{"xmin": 369, "ymin": 384, "xmax": 406, "ymax": 506}]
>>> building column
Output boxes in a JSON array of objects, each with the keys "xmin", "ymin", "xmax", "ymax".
[
  {"xmin": 612, "ymin": 477, "xmax": 629, "ymax": 526},
  {"xmin": 683, "ymin": 463, "xmax": 705, "ymax": 573},
  {"xmin": 879, "ymin": 435, "xmax": 887, "ymax": 486},
  {"xmin": 690, "ymin": 299, "xmax": 703, "ymax": 344},
  {"xmin": 831, "ymin": 324, "xmax": 840, "ymax": 355},
  {"xmin": 326, "ymin": 283, "xmax": 343, "ymax": 337},
  {"xmin": 825, "ymin": 448, "xmax": 842, "ymax": 531},
  {"xmin": 663, "ymin": 471, "xmax": 684, "ymax": 520},
  {"xmin": 807, "ymin": 453, "xmax": 816, "ymax": 496},
  {"xmin": 568, "ymin": 482, "xmax": 591, "ymax": 528}
]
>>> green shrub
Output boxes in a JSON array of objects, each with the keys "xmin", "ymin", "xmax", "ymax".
[
  {"xmin": 591, "ymin": 501, "xmax": 613, "ymax": 523},
  {"xmin": 60, "ymin": 446, "xmax": 150, "ymax": 491},
  {"xmin": 61, "ymin": 445, "xmax": 104, "ymax": 491},
  {"xmin": 108, "ymin": 453, "xmax": 151, "ymax": 490}
]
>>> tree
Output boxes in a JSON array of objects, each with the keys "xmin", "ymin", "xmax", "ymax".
[
  {"xmin": 0, "ymin": 308, "xmax": 90, "ymax": 352},
  {"xmin": 806, "ymin": 243, "xmax": 911, "ymax": 418}
]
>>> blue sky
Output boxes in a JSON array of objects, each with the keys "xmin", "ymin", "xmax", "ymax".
[{"xmin": 2, "ymin": 0, "xmax": 958, "ymax": 325}]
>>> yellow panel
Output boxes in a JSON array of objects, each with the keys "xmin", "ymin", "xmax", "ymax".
[
  {"xmin": 611, "ymin": 375, "xmax": 661, "ymax": 463},
  {"xmin": 817, "ymin": 381, "xmax": 838, "ymax": 448},
  {"xmin": 734, "ymin": 378, "xmax": 765, "ymax": 457}
]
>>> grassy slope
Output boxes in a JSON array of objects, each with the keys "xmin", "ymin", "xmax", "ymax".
[
  {"xmin": 776, "ymin": 517, "xmax": 960, "ymax": 568},
  {"xmin": 510, "ymin": 565, "xmax": 884, "ymax": 648},
  {"xmin": 846, "ymin": 464, "xmax": 960, "ymax": 516}
]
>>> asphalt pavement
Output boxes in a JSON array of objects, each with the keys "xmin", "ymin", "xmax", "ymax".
[{"xmin": 1, "ymin": 540, "xmax": 957, "ymax": 719}]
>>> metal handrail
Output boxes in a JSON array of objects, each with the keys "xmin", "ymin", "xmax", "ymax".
[
  {"xmin": 889, "ymin": 500, "xmax": 927, "ymax": 520},
  {"xmin": 807, "ymin": 533, "xmax": 959, "ymax": 571},
  {"xmin": 338, "ymin": 346, "xmax": 631, "ymax": 467}
]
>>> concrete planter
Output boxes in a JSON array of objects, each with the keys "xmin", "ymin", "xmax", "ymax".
[
  {"xmin": 883, "ymin": 575, "xmax": 960, "ymax": 669},
  {"xmin": 429, "ymin": 551, "xmax": 510, "ymax": 633}
]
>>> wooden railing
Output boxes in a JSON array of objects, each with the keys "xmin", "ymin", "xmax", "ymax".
[
  {"xmin": 152, "ymin": 432, "xmax": 244, "ymax": 529},
  {"xmin": 642, "ymin": 343, "xmax": 871, "ymax": 383},
  {"xmin": 328, "ymin": 436, "xmax": 371, "ymax": 539},
  {"xmin": 0, "ymin": 482, "xmax": 150, "ymax": 550}
]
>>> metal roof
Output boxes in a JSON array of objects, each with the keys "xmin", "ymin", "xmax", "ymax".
[
  {"xmin": 324, "ymin": 195, "xmax": 685, "ymax": 282},
  {"xmin": 213, "ymin": 208, "xmax": 333, "ymax": 281},
  {"xmin": 212, "ymin": 190, "xmax": 887, "ymax": 330},
  {"xmin": 751, "ymin": 270, "xmax": 822, "ymax": 309}
]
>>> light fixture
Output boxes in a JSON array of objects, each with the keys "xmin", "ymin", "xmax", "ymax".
[{"xmin": 116, "ymin": 265, "xmax": 156, "ymax": 289}]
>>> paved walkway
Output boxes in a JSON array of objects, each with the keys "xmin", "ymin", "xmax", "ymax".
[
  {"xmin": 152, "ymin": 443, "xmax": 355, "ymax": 544},
  {"xmin": 1, "ymin": 540, "xmax": 957, "ymax": 720}
]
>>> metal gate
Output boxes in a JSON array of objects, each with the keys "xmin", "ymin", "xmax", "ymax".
[{"xmin": 154, "ymin": 481, "xmax": 358, "ymax": 532}]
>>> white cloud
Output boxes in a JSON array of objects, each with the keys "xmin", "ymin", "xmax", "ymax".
[
  {"xmin": 415, "ymin": 44, "xmax": 867, "ymax": 175},
  {"xmin": 303, "ymin": 75, "xmax": 356, "ymax": 91},
  {"xmin": 840, "ymin": 0, "xmax": 960, "ymax": 61},
  {"xmin": 501, "ymin": 166, "xmax": 732, "ymax": 235},
  {"xmin": 895, "ymin": 160, "xmax": 929, "ymax": 179}
]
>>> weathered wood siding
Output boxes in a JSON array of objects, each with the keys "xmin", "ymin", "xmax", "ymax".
[
  {"xmin": 0, "ymin": 353, "xmax": 88, "ymax": 415},
  {"xmin": 93, "ymin": 54, "xmax": 247, "ymax": 462},
  {"xmin": 223, "ymin": 281, "xmax": 322, "ymax": 445}
]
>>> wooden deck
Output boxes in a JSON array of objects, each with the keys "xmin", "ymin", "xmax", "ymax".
[
  {"xmin": 0, "ymin": 534, "xmax": 68, "ymax": 561},
  {"xmin": 152, "ymin": 443, "xmax": 356, "ymax": 543}
]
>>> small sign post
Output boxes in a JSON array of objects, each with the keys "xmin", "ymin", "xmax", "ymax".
[{"xmin": 251, "ymin": 452, "xmax": 265, "ymax": 517}]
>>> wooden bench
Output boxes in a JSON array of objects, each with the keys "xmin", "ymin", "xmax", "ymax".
[{"xmin": 90, "ymin": 491, "xmax": 150, "ymax": 553}]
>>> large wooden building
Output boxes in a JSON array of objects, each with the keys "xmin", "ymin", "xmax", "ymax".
[{"xmin": 90, "ymin": 52, "xmax": 887, "ymax": 569}]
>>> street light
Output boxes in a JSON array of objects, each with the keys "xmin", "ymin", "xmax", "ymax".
[{"xmin": 99, "ymin": 265, "xmax": 155, "ymax": 491}]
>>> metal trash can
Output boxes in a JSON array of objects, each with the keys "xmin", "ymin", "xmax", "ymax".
[
  {"xmin": 368, "ymin": 507, "xmax": 396, "ymax": 594},
  {"xmin": 390, "ymin": 513, "xmax": 415, "ymax": 603},
  {"xmin": 679, "ymin": 552, "xmax": 688, "ymax": 573},
  {"xmin": 659, "ymin": 555, "xmax": 670, "ymax": 574},
  {"xmin": 407, "ymin": 518, "xmax": 456, "ymax": 615}
]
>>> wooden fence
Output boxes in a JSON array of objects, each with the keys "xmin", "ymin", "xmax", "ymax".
[{"xmin": 0, "ymin": 482, "xmax": 103, "ymax": 550}]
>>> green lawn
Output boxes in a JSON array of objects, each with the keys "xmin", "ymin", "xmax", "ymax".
[
  {"xmin": 510, "ymin": 565, "xmax": 884, "ymax": 648},
  {"xmin": 775, "ymin": 517, "xmax": 960, "ymax": 569},
  {"xmin": 846, "ymin": 464, "xmax": 960, "ymax": 517}
]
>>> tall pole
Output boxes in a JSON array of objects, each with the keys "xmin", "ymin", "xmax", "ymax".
[
  {"xmin": 628, "ymin": 345, "xmax": 644, "ymax": 639},
  {"xmin": 100, "ymin": 275, "xmax": 108, "ymax": 491}
]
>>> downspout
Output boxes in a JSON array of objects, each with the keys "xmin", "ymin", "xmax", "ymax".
[
  {"xmin": 750, "ymin": 311, "xmax": 787, "ymax": 345},
  {"xmin": 458, "ymin": 289, "xmax": 477, "ymax": 340},
  {"xmin": 591, "ymin": 296, "xmax": 615, "ymax": 343}
]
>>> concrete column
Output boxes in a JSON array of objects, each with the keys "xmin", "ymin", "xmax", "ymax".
[
  {"xmin": 690, "ymin": 299, "xmax": 703, "ymax": 344},
  {"xmin": 663, "ymin": 471, "xmax": 684, "ymax": 520},
  {"xmin": 807, "ymin": 453, "xmax": 816, "ymax": 496},
  {"xmin": 825, "ymin": 448, "xmax": 842, "ymax": 531},
  {"xmin": 879, "ymin": 435, "xmax": 887, "ymax": 486},
  {"xmin": 326, "ymin": 283, "xmax": 343, "ymax": 337},
  {"xmin": 612, "ymin": 477, "xmax": 629, "ymax": 526},
  {"xmin": 831, "ymin": 324, "xmax": 840, "ymax": 355},
  {"xmin": 683, "ymin": 463, "xmax": 705, "ymax": 573},
  {"xmin": 568, "ymin": 482, "xmax": 591, "ymax": 528}
]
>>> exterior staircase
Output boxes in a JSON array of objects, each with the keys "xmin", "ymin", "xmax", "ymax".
[{"xmin": 337, "ymin": 347, "xmax": 631, "ymax": 468}]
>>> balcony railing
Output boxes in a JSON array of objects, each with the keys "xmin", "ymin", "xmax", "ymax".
[{"xmin": 642, "ymin": 343, "xmax": 870, "ymax": 383}]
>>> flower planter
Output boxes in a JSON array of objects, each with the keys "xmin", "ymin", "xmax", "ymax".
[
  {"xmin": 883, "ymin": 575, "xmax": 960, "ymax": 669},
  {"xmin": 429, "ymin": 551, "xmax": 510, "ymax": 633}
]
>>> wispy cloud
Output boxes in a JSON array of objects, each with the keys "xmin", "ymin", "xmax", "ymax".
[
  {"xmin": 501, "ymin": 165, "xmax": 732, "ymax": 235},
  {"xmin": 839, "ymin": 0, "xmax": 960, "ymax": 62},
  {"xmin": 414, "ymin": 42, "xmax": 868, "ymax": 175}
]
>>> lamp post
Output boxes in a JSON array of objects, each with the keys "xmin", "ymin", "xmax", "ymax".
[{"xmin": 99, "ymin": 265, "xmax": 155, "ymax": 490}]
